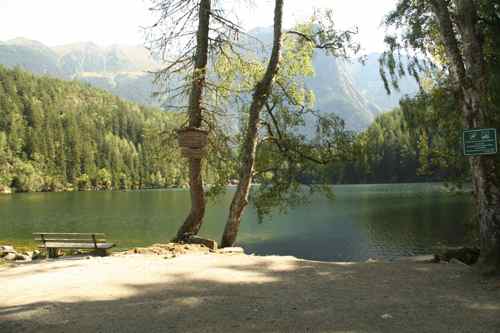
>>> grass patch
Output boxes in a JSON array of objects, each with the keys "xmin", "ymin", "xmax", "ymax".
[
  {"xmin": 0, "ymin": 240, "xmax": 38, "ymax": 253},
  {"xmin": 0, "ymin": 259, "xmax": 9, "ymax": 267}
]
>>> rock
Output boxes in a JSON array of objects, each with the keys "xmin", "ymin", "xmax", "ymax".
[
  {"xmin": 129, "ymin": 242, "xmax": 212, "ymax": 258},
  {"xmin": 0, "ymin": 245, "xmax": 15, "ymax": 257},
  {"xmin": 449, "ymin": 258, "xmax": 469, "ymax": 267},
  {"xmin": 0, "ymin": 186, "xmax": 12, "ymax": 194},
  {"xmin": 366, "ymin": 258, "xmax": 378, "ymax": 263},
  {"xmin": 3, "ymin": 253, "xmax": 17, "ymax": 261},
  {"xmin": 22, "ymin": 250, "xmax": 43, "ymax": 260},
  {"xmin": 217, "ymin": 247, "xmax": 244, "ymax": 254},
  {"xmin": 1, "ymin": 245, "xmax": 15, "ymax": 252},
  {"xmin": 381, "ymin": 313, "xmax": 393, "ymax": 319},
  {"xmin": 31, "ymin": 250, "xmax": 42, "ymax": 260},
  {"xmin": 151, "ymin": 243, "xmax": 176, "ymax": 251},
  {"xmin": 164, "ymin": 253, "xmax": 176, "ymax": 259},
  {"xmin": 17, "ymin": 254, "xmax": 31, "ymax": 261},
  {"xmin": 396, "ymin": 255, "xmax": 438, "ymax": 263},
  {"xmin": 131, "ymin": 247, "xmax": 151, "ymax": 254},
  {"xmin": 6, "ymin": 253, "xmax": 31, "ymax": 261},
  {"xmin": 434, "ymin": 246, "xmax": 480, "ymax": 265},
  {"xmin": 185, "ymin": 236, "xmax": 218, "ymax": 250}
]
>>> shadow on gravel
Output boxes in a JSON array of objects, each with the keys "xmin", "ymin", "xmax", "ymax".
[{"xmin": 1, "ymin": 258, "xmax": 499, "ymax": 333}]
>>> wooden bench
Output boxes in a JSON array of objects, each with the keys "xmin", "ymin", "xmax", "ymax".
[{"xmin": 34, "ymin": 233, "xmax": 115, "ymax": 258}]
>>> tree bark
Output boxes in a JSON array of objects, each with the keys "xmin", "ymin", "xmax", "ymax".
[
  {"xmin": 454, "ymin": 0, "xmax": 500, "ymax": 272},
  {"xmin": 221, "ymin": 0, "xmax": 284, "ymax": 248},
  {"xmin": 175, "ymin": 0, "xmax": 211, "ymax": 241},
  {"xmin": 431, "ymin": 0, "xmax": 500, "ymax": 272}
]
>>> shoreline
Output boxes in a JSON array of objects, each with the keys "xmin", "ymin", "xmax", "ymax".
[
  {"xmin": 0, "ymin": 181, "xmax": 471, "ymax": 196},
  {"xmin": 0, "ymin": 241, "xmax": 479, "ymax": 271},
  {"xmin": 0, "ymin": 239, "xmax": 480, "ymax": 268}
]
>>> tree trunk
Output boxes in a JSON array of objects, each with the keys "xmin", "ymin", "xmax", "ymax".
[
  {"xmin": 469, "ymin": 149, "xmax": 500, "ymax": 271},
  {"xmin": 221, "ymin": 0, "xmax": 284, "ymax": 248},
  {"xmin": 455, "ymin": 0, "xmax": 500, "ymax": 272},
  {"xmin": 431, "ymin": 0, "xmax": 500, "ymax": 272},
  {"xmin": 175, "ymin": 0, "xmax": 211, "ymax": 241}
]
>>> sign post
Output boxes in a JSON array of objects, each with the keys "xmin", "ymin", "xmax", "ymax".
[{"xmin": 463, "ymin": 128, "xmax": 498, "ymax": 156}]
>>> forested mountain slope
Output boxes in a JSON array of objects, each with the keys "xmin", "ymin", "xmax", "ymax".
[{"xmin": 0, "ymin": 65, "xmax": 184, "ymax": 193}]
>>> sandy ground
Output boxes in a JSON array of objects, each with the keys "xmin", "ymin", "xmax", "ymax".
[{"xmin": 1, "ymin": 253, "xmax": 500, "ymax": 333}]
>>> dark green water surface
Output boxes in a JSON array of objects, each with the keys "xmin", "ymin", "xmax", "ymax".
[{"xmin": 0, "ymin": 184, "xmax": 473, "ymax": 261}]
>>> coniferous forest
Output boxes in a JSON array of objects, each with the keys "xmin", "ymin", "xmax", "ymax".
[
  {"xmin": 0, "ymin": 65, "xmax": 186, "ymax": 193},
  {"xmin": 0, "ymin": 63, "xmax": 487, "ymax": 194}
]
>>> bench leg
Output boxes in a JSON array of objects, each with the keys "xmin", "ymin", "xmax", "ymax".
[
  {"xmin": 48, "ymin": 248, "xmax": 59, "ymax": 258},
  {"xmin": 94, "ymin": 249, "xmax": 108, "ymax": 257}
]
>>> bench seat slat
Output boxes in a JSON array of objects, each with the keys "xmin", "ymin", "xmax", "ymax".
[
  {"xmin": 39, "ymin": 242, "xmax": 115, "ymax": 249},
  {"xmin": 33, "ymin": 232, "xmax": 105, "ymax": 236},
  {"xmin": 35, "ymin": 238, "xmax": 107, "ymax": 242}
]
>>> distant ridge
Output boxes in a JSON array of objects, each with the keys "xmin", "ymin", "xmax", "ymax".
[{"xmin": 0, "ymin": 35, "xmax": 418, "ymax": 130}]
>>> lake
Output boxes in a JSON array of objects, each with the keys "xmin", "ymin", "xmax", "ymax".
[{"xmin": 0, "ymin": 183, "xmax": 474, "ymax": 261}]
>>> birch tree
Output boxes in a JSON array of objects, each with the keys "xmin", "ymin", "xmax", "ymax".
[
  {"xmin": 221, "ymin": 0, "xmax": 284, "ymax": 247},
  {"xmin": 220, "ymin": 8, "xmax": 360, "ymax": 247}
]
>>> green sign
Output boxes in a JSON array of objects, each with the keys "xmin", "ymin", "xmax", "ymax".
[{"xmin": 463, "ymin": 128, "xmax": 498, "ymax": 156}]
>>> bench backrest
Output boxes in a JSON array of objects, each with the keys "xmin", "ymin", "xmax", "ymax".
[{"xmin": 33, "ymin": 233, "xmax": 107, "ymax": 249}]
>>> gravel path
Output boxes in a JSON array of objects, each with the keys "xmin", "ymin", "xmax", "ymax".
[{"xmin": 1, "ymin": 253, "xmax": 499, "ymax": 333}]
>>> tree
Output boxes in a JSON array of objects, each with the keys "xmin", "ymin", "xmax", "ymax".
[
  {"xmin": 175, "ymin": 0, "xmax": 211, "ymax": 240},
  {"xmin": 381, "ymin": 0, "xmax": 500, "ymax": 272},
  {"xmin": 220, "ymin": 10, "xmax": 360, "ymax": 247},
  {"xmin": 148, "ymin": 0, "xmax": 242, "ymax": 240},
  {"xmin": 221, "ymin": 0, "xmax": 284, "ymax": 247}
]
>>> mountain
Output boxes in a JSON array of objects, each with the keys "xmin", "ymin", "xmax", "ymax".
[
  {"xmin": 0, "ymin": 38, "xmax": 159, "ymax": 106},
  {"xmin": 53, "ymin": 42, "xmax": 157, "ymax": 75},
  {"xmin": 307, "ymin": 53, "xmax": 382, "ymax": 130},
  {"xmin": 247, "ymin": 28, "xmax": 418, "ymax": 130},
  {"xmin": 0, "ymin": 36, "xmax": 418, "ymax": 130},
  {"xmin": 344, "ymin": 53, "xmax": 418, "ymax": 112},
  {"xmin": 0, "ymin": 38, "xmax": 62, "ymax": 77},
  {"xmin": 308, "ymin": 52, "xmax": 418, "ymax": 130}
]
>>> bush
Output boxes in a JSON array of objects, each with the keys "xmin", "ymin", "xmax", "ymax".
[
  {"xmin": 76, "ymin": 174, "xmax": 92, "ymax": 191},
  {"xmin": 95, "ymin": 168, "xmax": 112, "ymax": 190}
]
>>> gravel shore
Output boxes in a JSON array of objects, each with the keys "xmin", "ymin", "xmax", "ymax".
[{"xmin": 1, "ymin": 252, "xmax": 499, "ymax": 332}]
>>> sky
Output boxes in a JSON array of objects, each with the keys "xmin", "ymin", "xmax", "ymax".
[{"xmin": 0, "ymin": 0, "xmax": 396, "ymax": 52}]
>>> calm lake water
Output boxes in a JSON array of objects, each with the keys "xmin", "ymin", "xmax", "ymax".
[{"xmin": 0, "ymin": 183, "xmax": 474, "ymax": 261}]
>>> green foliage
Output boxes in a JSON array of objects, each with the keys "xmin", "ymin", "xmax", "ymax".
[
  {"xmin": 378, "ymin": 0, "xmax": 500, "ymax": 185},
  {"xmin": 0, "ymin": 65, "xmax": 186, "ymax": 193},
  {"xmin": 329, "ymin": 108, "xmax": 417, "ymax": 184},
  {"xmin": 11, "ymin": 159, "xmax": 44, "ymax": 192},
  {"xmin": 333, "ymin": 94, "xmax": 467, "ymax": 185},
  {"xmin": 214, "ymin": 23, "xmax": 357, "ymax": 221}
]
